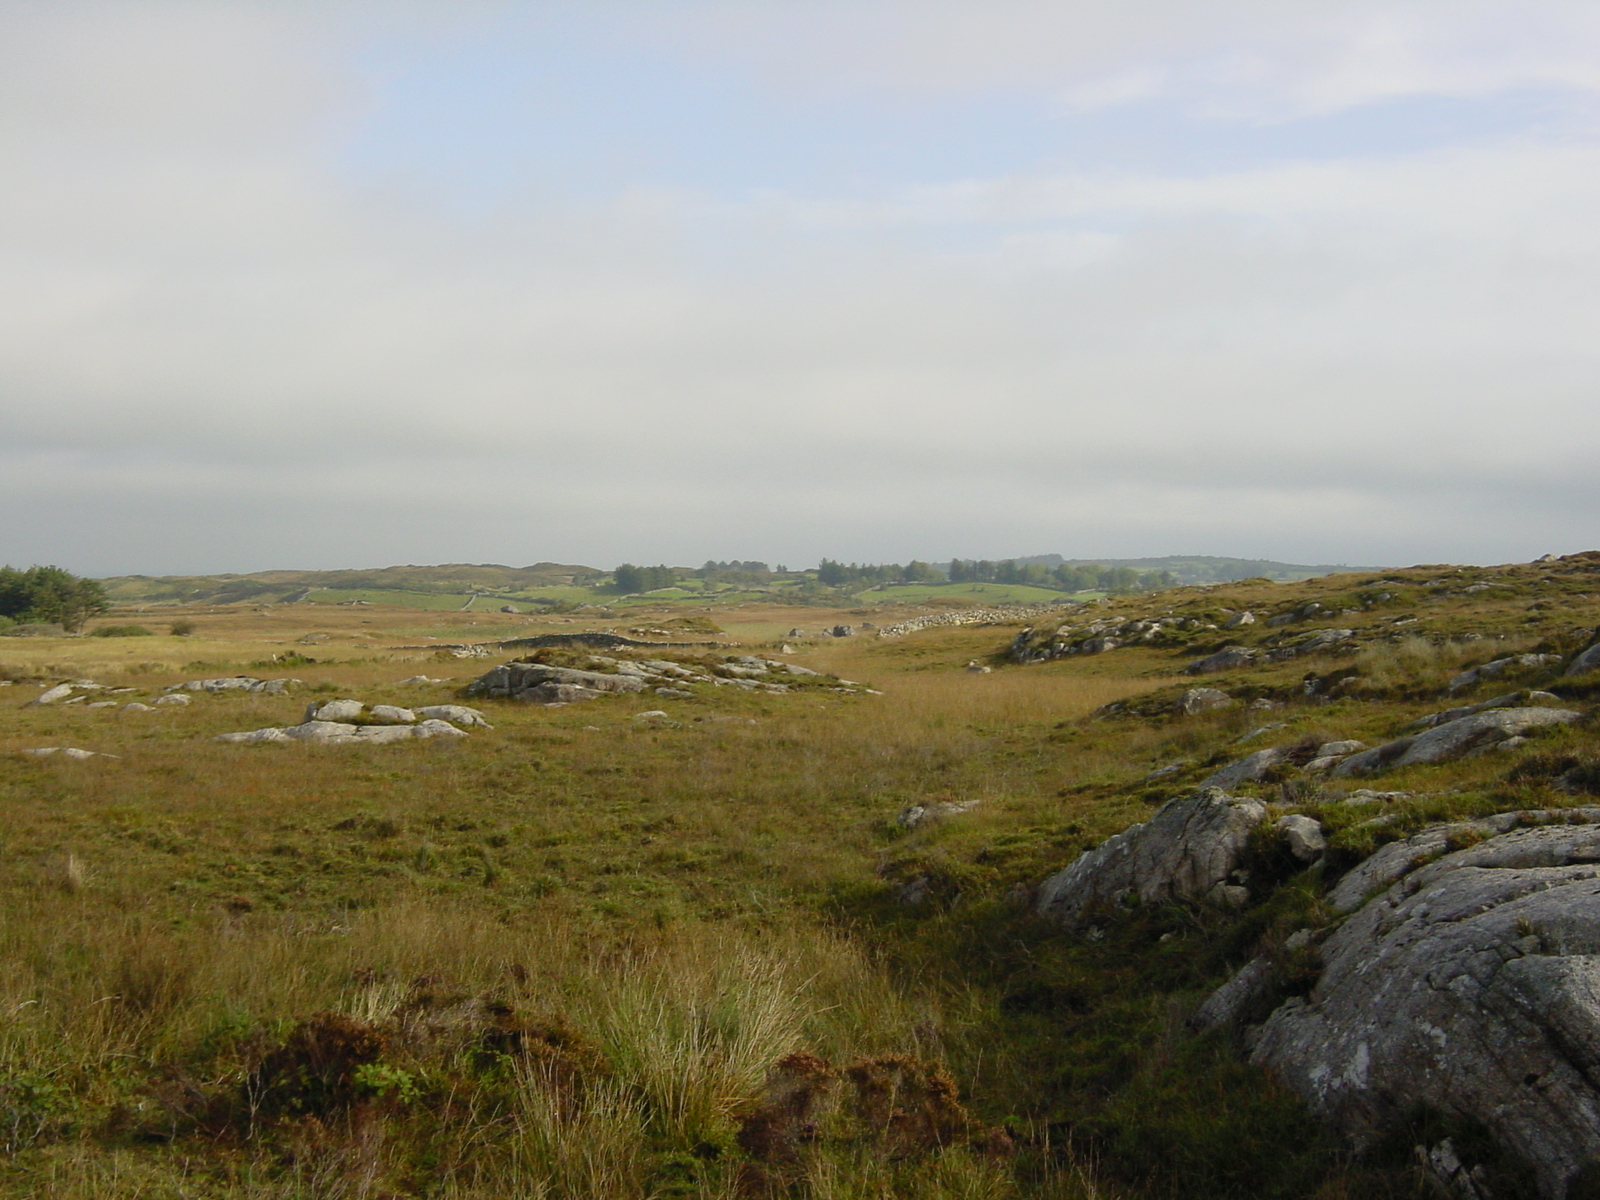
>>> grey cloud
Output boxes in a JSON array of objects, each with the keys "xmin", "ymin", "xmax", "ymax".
[{"xmin": 2, "ymin": 2, "xmax": 1598, "ymax": 574}]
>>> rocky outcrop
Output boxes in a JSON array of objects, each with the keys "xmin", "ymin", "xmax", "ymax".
[
  {"xmin": 1332, "ymin": 708, "xmax": 1583, "ymax": 777},
  {"xmin": 1274, "ymin": 628, "xmax": 1355, "ymax": 658},
  {"xmin": 305, "ymin": 698, "xmax": 366, "ymax": 722},
  {"xmin": 1196, "ymin": 746, "xmax": 1291, "ymax": 791},
  {"xmin": 19, "ymin": 746, "xmax": 119, "ymax": 760},
  {"xmin": 468, "ymin": 662, "xmax": 649, "ymax": 700},
  {"xmin": 295, "ymin": 699, "xmax": 494, "ymax": 730},
  {"xmin": 414, "ymin": 704, "xmax": 493, "ymax": 729},
  {"xmin": 1251, "ymin": 813, "xmax": 1600, "ymax": 1198},
  {"xmin": 215, "ymin": 718, "xmax": 467, "ymax": 746},
  {"xmin": 1449, "ymin": 654, "xmax": 1562, "ymax": 693},
  {"xmin": 464, "ymin": 654, "xmax": 863, "ymax": 704},
  {"xmin": 1017, "ymin": 614, "xmax": 1210, "ymax": 665},
  {"xmin": 1035, "ymin": 788, "xmax": 1266, "ymax": 929},
  {"xmin": 1409, "ymin": 690, "xmax": 1565, "ymax": 730},
  {"xmin": 166, "ymin": 676, "xmax": 300, "ymax": 694},
  {"xmin": 1275, "ymin": 814, "xmax": 1326, "ymax": 862},
  {"xmin": 1566, "ymin": 642, "xmax": 1600, "ymax": 678},
  {"xmin": 1186, "ymin": 646, "xmax": 1258, "ymax": 674},
  {"xmin": 1179, "ymin": 687, "xmax": 1233, "ymax": 714},
  {"xmin": 23, "ymin": 681, "xmax": 130, "ymax": 706},
  {"xmin": 31, "ymin": 683, "xmax": 81, "ymax": 705}
]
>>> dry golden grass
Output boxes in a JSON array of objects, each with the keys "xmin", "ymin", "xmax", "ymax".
[
  {"xmin": 3, "ymin": 567, "xmax": 1594, "ymax": 1198},
  {"xmin": 0, "ymin": 601, "xmax": 1146, "ymax": 1197}
]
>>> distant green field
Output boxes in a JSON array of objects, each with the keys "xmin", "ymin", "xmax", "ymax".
[
  {"xmin": 302, "ymin": 588, "xmax": 474, "ymax": 610},
  {"xmin": 498, "ymin": 585, "xmax": 605, "ymax": 604},
  {"xmin": 854, "ymin": 582, "xmax": 1075, "ymax": 604}
]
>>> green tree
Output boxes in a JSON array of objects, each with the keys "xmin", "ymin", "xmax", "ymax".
[
  {"xmin": 611, "ymin": 564, "xmax": 679, "ymax": 593},
  {"xmin": 0, "ymin": 565, "xmax": 109, "ymax": 632},
  {"xmin": 816, "ymin": 559, "xmax": 849, "ymax": 586}
]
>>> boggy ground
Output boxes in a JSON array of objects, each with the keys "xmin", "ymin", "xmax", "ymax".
[{"xmin": 1, "ymin": 562, "xmax": 1598, "ymax": 1198}]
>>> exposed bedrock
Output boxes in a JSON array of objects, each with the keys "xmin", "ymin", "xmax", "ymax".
[{"xmin": 1251, "ymin": 818, "xmax": 1600, "ymax": 1198}]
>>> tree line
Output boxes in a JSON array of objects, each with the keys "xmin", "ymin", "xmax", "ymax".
[
  {"xmin": 608, "ymin": 558, "xmax": 1173, "ymax": 595},
  {"xmin": 0, "ymin": 565, "xmax": 109, "ymax": 631}
]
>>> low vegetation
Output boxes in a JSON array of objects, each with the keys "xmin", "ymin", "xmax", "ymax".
[{"xmin": 1, "ymin": 554, "xmax": 1597, "ymax": 1197}]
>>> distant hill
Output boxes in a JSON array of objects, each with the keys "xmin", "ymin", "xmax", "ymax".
[
  {"xmin": 99, "ymin": 562, "xmax": 604, "ymax": 605},
  {"xmin": 1007, "ymin": 555, "xmax": 1379, "ymax": 584},
  {"xmin": 99, "ymin": 554, "xmax": 1382, "ymax": 607}
]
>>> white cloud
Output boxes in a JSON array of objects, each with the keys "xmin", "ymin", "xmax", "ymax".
[
  {"xmin": 1, "ymin": 1, "xmax": 1598, "ymax": 573},
  {"xmin": 624, "ymin": 0, "xmax": 1600, "ymax": 115}
]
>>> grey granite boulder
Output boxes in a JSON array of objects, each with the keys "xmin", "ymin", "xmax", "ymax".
[
  {"xmin": 1190, "ymin": 956, "xmax": 1274, "ymax": 1031},
  {"xmin": 1276, "ymin": 814, "xmax": 1326, "ymax": 862},
  {"xmin": 1332, "ymin": 708, "xmax": 1583, "ymax": 777},
  {"xmin": 412, "ymin": 718, "xmax": 467, "ymax": 739},
  {"xmin": 282, "ymin": 721, "xmax": 360, "ymax": 742},
  {"xmin": 1036, "ymin": 788, "xmax": 1266, "ymax": 929},
  {"xmin": 168, "ymin": 676, "xmax": 299, "ymax": 694},
  {"xmin": 216, "ymin": 718, "xmax": 467, "ymax": 745},
  {"xmin": 212, "ymin": 727, "xmax": 292, "ymax": 744},
  {"xmin": 517, "ymin": 682, "xmax": 605, "ymax": 705},
  {"xmin": 1448, "ymin": 654, "xmax": 1561, "ymax": 693},
  {"xmin": 1409, "ymin": 690, "xmax": 1565, "ymax": 730},
  {"xmin": 1566, "ymin": 642, "xmax": 1600, "ymax": 678},
  {"xmin": 1179, "ymin": 687, "xmax": 1233, "ymax": 715},
  {"xmin": 305, "ymin": 698, "xmax": 365, "ymax": 723},
  {"xmin": 1186, "ymin": 646, "xmax": 1258, "ymax": 675},
  {"xmin": 1269, "ymin": 628, "xmax": 1355, "ymax": 660},
  {"xmin": 352, "ymin": 724, "xmax": 417, "ymax": 744},
  {"xmin": 20, "ymin": 746, "xmax": 119, "ymax": 759},
  {"xmin": 1253, "ymin": 815, "xmax": 1600, "ymax": 1198}
]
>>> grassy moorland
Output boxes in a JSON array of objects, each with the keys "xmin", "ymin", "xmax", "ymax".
[{"xmin": 2, "ymin": 558, "xmax": 1599, "ymax": 1198}]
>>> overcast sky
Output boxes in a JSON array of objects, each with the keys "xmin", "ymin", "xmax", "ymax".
[{"xmin": 3, "ymin": 1, "xmax": 1599, "ymax": 575}]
